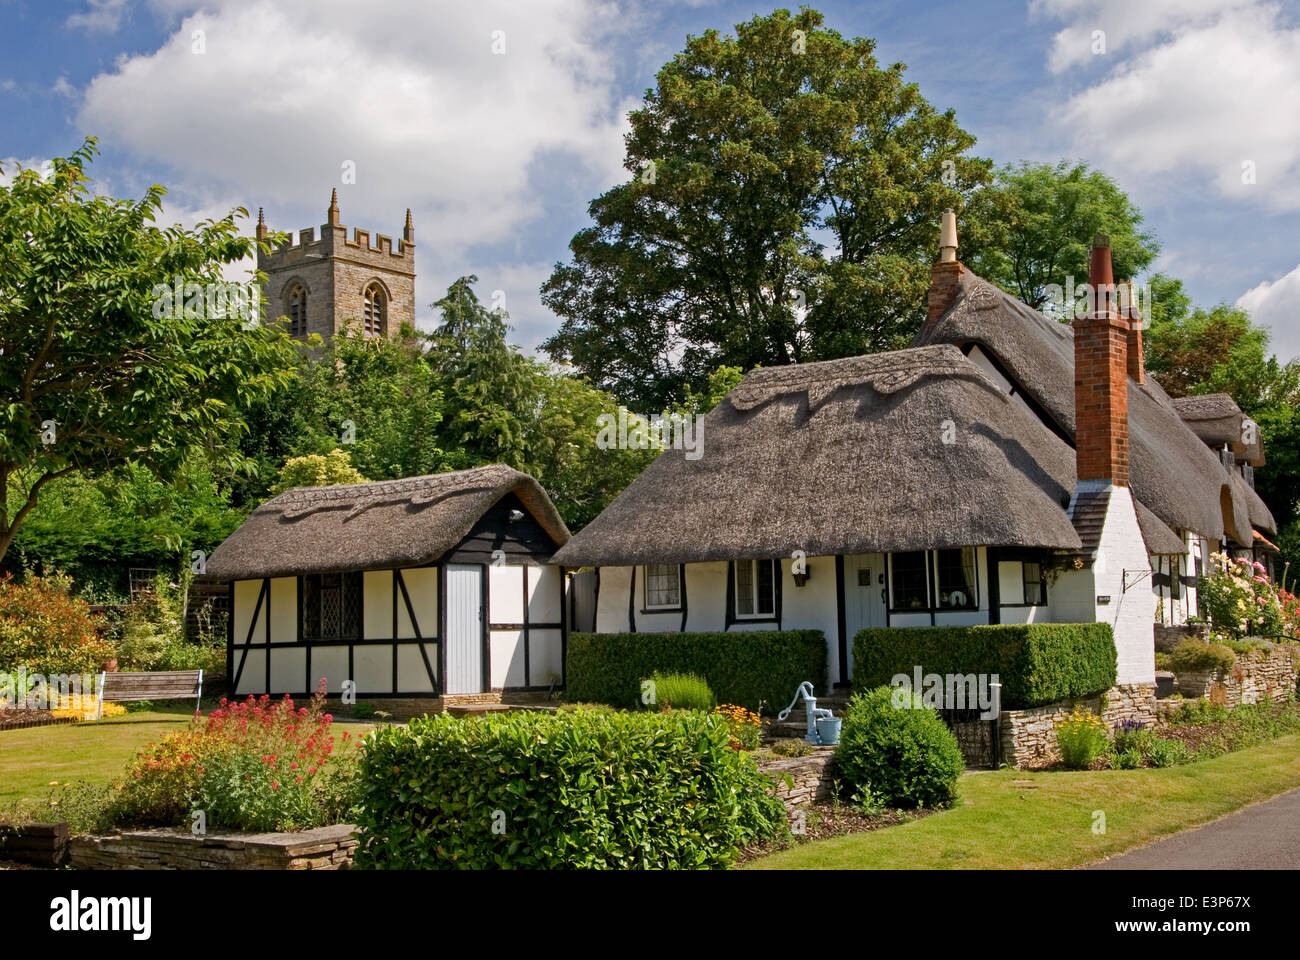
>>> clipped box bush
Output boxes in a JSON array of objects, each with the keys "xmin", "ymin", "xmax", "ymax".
[
  {"xmin": 853, "ymin": 623, "xmax": 1117, "ymax": 709},
  {"xmin": 354, "ymin": 709, "xmax": 786, "ymax": 869},
  {"xmin": 1167, "ymin": 638, "xmax": 1236, "ymax": 675},
  {"xmin": 835, "ymin": 686, "xmax": 964, "ymax": 808},
  {"xmin": 567, "ymin": 630, "xmax": 826, "ymax": 713}
]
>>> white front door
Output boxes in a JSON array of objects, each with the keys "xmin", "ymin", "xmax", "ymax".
[
  {"xmin": 444, "ymin": 564, "xmax": 484, "ymax": 695},
  {"xmin": 844, "ymin": 553, "xmax": 887, "ymax": 680}
]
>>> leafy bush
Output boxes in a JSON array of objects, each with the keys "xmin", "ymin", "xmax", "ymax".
[
  {"xmin": 1145, "ymin": 736, "xmax": 1192, "ymax": 768},
  {"xmin": 771, "ymin": 737, "xmax": 814, "ymax": 758},
  {"xmin": 644, "ymin": 671, "xmax": 714, "ymax": 711},
  {"xmin": 115, "ymin": 683, "xmax": 361, "ymax": 831},
  {"xmin": 714, "ymin": 703, "xmax": 763, "ymax": 749},
  {"xmin": 1109, "ymin": 748, "xmax": 1142, "ymax": 770},
  {"xmin": 0, "ymin": 572, "xmax": 112, "ymax": 675},
  {"xmin": 1055, "ymin": 707, "xmax": 1109, "ymax": 769},
  {"xmin": 567, "ymin": 630, "xmax": 826, "ymax": 713},
  {"xmin": 853, "ymin": 623, "xmax": 1116, "ymax": 709},
  {"xmin": 1167, "ymin": 638, "xmax": 1236, "ymax": 675},
  {"xmin": 354, "ymin": 709, "xmax": 786, "ymax": 869},
  {"xmin": 834, "ymin": 686, "xmax": 964, "ymax": 808},
  {"xmin": 1171, "ymin": 699, "xmax": 1231, "ymax": 726},
  {"xmin": 1199, "ymin": 552, "xmax": 1285, "ymax": 638}
]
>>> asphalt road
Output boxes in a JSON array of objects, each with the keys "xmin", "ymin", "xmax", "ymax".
[{"xmin": 1089, "ymin": 787, "xmax": 1300, "ymax": 869}]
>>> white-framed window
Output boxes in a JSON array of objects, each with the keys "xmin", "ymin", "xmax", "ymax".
[
  {"xmin": 734, "ymin": 558, "xmax": 776, "ymax": 618},
  {"xmin": 1022, "ymin": 561, "xmax": 1045, "ymax": 605},
  {"xmin": 643, "ymin": 564, "xmax": 681, "ymax": 610},
  {"xmin": 934, "ymin": 547, "xmax": 979, "ymax": 610}
]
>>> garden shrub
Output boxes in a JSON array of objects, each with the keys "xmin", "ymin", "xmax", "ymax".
[
  {"xmin": 1109, "ymin": 748, "xmax": 1142, "ymax": 770},
  {"xmin": 644, "ymin": 671, "xmax": 714, "ymax": 711},
  {"xmin": 853, "ymin": 623, "xmax": 1116, "ymax": 709},
  {"xmin": 834, "ymin": 686, "xmax": 964, "ymax": 809},
  {"xmin": 1055, "ymin": 706, "xmax": 1109, "ymax": 769},
  {"xmin": 1145, "ymin": 736, "xmax": 1192, "ymax": 768},
  {"xmin": 1167, "ymin": 638, "xmax": 1236, "ymax": 675},
  {"xmin": 114, "ymin": 682, "xmax": 361, "ymax": 831},
  {"xmin": 567, "ymin": 630, "xmax": 825, "ymax": 713},
  {"xmin": 1199, "ymin": 552, "xmax": 1286, "ymax": 638},
  {"xmin": 0, "ymin": 573, "xmax": 112, "ymax": 676},
  {"xmin": 354, "ymin": 708, "xmax": 786, "ymax": 869}
]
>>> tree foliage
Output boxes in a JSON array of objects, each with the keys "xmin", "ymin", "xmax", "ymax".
[
  {"xmin": 965, "ymin": 160, "xmax": 1159, "ymax": 312},
  {"xmin": 542, "ymin": 7, "xmax": 989, "ymax": 408},
  {"xmin": 0, "ymin": 139, "xmax": 299, "ymax": 563}
]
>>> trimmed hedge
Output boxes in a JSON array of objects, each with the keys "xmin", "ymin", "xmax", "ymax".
[
  {"xmin": 567, "ymin": 630, "xmax": 826, "ymax": 713},
  {"xmin": 353, "ymin": 709, "xmax": 786, "ymax": 869},
  {"xmin": 853, "ymin": 623, "xmax": 1117, "ymax": 709}
]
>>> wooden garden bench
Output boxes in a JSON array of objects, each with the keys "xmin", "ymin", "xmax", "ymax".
[{"xmin": 95, "ymin": 669, "xmax": 203, "ymax": 721}]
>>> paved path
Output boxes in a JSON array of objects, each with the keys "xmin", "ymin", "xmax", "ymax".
[{"xmin": 1089, "ymin": 787, "xmax": 1300, "ymax": 869}]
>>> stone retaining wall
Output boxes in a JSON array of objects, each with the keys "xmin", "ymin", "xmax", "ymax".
[
  {"xmin": 1154, "ymin": 622, "xmax": 1209, "ymax": 652},
  {"xmin": 758, "ymin": 749, "xmax": 836, "ymax": 813},
  {"xmin": 1176, "ymin": 644, "xmax": 1299, "ymax": 707},
  {"xmin": 68, "ymin": 824, "xmax": 358, "ymax": 870},
  {"xmin": 998, "ymin": 683, "xmax": 1158, "ymax": 768}
]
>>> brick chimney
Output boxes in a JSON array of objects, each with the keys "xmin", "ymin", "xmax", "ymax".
[
  {"xmin": 1118, "ymin": 280, "xmax": 1145, "ymax": 384},
  {"xmin": 924, "ymin": 208, "xmax": 963, "ymax": 334},
  {"xmin": 1073, "ymin": 236, "xmax": 1130, "ymax": 486}
]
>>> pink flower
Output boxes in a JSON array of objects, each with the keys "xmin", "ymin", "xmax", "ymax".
[{"xmin": 1253, "ymin": 562, "xmax": 1266, "ymax": 572}]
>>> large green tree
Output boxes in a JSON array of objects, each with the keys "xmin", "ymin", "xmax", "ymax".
[
  {"xmin": 0, "ymin": 140, "xmax": 299, "ymax": 563},
  {"xmin": 965, "ymin": 160, "xmax": 1159, "ymax": 313},
  {"xmin": 1143, "ymin": 275, "xmax": 1300, "ymax": 535},
  {"xmin": 542, "ymin": 7, "xmax": 989, "ymax": 409}
]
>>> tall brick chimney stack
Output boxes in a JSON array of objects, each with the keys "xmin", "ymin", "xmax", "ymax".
[
  {"xmin": 1119, "ymin": 280, "xmax": 1145, "ymax": 384},
  {"xmin": 924, "ymin": 208, "xmax": 964, "ymax": 334},
  {"xmin": 1073, "ymin": 235, "xmax": 1130, "ymax": 486}
]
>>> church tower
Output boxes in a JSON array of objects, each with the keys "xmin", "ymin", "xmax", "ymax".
[{"xmin": 256, "ymin": 190, "xmax": 416, "ymax": 339}]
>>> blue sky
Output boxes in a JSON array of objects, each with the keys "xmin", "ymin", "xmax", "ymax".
[{"xmin": 3, "ymin": 0, "xmax": 1298, "ymax": 360}]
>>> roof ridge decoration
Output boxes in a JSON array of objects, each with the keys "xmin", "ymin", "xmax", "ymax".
[
  {"xmin": 275, "ymin": 465, "xmax": 517, "ymax": 522},
  {"xmin": 728, "ymin": 344, "xmax": 1005, "ymax": 413}
]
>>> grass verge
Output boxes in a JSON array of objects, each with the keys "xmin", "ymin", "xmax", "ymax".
[{"xmin": 747, "ymin": 734, "xmax": 1300, "ymax": 869}]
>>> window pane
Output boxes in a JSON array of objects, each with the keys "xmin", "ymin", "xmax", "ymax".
[
  {"xmin": 1022, "ymin": 562, "xmax": 1042, "ymax": 605},
  {"xmin": 936, "ymin": 548, "xmax": 977, "ymax": 609},
  {"xmin": 645, "ymin": 564, "xmax": 680, "ymax": 608},
  {"xmin": 757, "ymin": 559, "xmax": 775, "ymax": 615},
  {"xmin": 302, "ymin": 576, "xmax": 320, "ymax": 639},
  {"xmin": 891, "ymin": 551, "xmax": 928, "ymax": 609},
  {"xmin": 343, "ymin": 572, "xmax": 362, "ymax": 637},
  {"xmin": 320, "ymin": 573, "xmax": 342, "ymax": 638},
  {"xmin": 735, "ymin": 560, "xmax": 754, "ymax": 616}
]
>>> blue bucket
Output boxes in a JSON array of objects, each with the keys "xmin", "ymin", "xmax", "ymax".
[{"xmin": 815, "ymin": 716, "xmax": 841, "ymax": 746}]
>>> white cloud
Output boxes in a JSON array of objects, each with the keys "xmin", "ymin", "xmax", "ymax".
[
  {"xmin": 1041, "ymin": 1, "xmax": 1300, "ymax": 211},
  {"xmin": 52, "ymin": 76, "xmax": 76, "ymax": 99},
  {"xmin": 1238, "ymin": 263, "xmax": 1300, "ymax": 364},
  {"xmin": 0, "ymin": 156, "xmax": 54, "ymax": 187},
  {"xmin": 77, "ymin": 0, "xmax": 633, "ymax": 265},
  {"xmin": 67, "ymin": 0, "xmax": 131, "ymax": 34}
]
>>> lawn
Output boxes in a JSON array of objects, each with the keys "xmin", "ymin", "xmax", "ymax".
[
  {"xmin": 749, "ymin": 734, "xmax": 1300, "ymax": 869},
  {"xmin": 0, "ymin": 704, "xmax": 376, "ymax": 806}
]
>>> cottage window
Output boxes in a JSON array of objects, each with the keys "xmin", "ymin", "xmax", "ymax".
[
  {"xmin": 287, "ymin": 284, "xmax": 307, "ymax": 337},
  {"xmin": 1022, "ymin": 561, "xmax": 1045, "ymax": 605},
  {"xmin": 734, "ymin": 558, "xmax": 775, "ymax": 618},
  {"xmin": 934, "ymin": 548, "xmax": 978, "ymax": 610},
  {"xmin": 363, "ymin": 283, "xmax": 387, "ymax": 337},
  {"xmin": 889, "ymin": 551, "xmax": 929, "ymax": 610},
  {"xmin": 1170, "ymin": 556, "xmax": 1182, "ymax": 600},
  {"xmin": 643, "ymin": 564, "xmax": 681, "ymax": 610},
  {"xmin": 301, "ymin": 572, "xmax": 362, "ymax": 640}
]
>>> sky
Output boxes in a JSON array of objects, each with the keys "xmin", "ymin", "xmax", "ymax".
[{"xmin": 2, "ymin": 0, "xmax": 1298, "ymax": 361}]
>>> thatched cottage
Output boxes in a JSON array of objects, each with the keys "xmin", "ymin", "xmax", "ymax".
[
  {"xmin": 551, "ymin": 216, "xmax": 1276, "ymax": 690},
  {"xmin": 205, "ymin": 465, "xmax": 571, "ymax": 701}
]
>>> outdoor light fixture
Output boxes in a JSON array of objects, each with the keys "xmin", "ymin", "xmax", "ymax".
[{"xmin": 793, "ymin": 565, "xmax": 811, "ymax": 587}]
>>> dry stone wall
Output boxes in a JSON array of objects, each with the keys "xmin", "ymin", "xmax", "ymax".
[{"xmin": 68, "ymin": 824, "xmax": 357, "ymax": 870}]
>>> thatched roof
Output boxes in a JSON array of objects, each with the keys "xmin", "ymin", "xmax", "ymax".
[
  {"xmin": 552, "ymin": 345, "xmax": 1085, "ymax": 567},
  {"xmin": 1171, "ymin": 393, "xmax": 1265, "ymax": 466},
  {"xmin": 206, "ymin": 465, "xmax": 570, "ymax": 580},
  {"xmin": 914, "ymin": 271, "xmax": 1257, "ymax": 543}
]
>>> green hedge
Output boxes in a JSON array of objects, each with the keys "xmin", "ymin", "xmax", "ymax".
[
  {"xmin": 353, "ymin": 709, "xmax": 786, "ymax": 869},
  {"xmin": 567, "ymin": 630, "xmax": 826, "ymax": 712},
  {"xmin": 853, "ymin": 623, "xmax": 1116, "ymax": 709}
]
